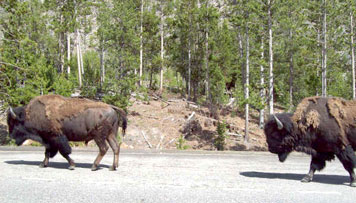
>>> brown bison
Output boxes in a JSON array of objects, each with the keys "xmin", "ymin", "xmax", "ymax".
[
  {"xmin": 264, "ymin": 96, "xmax": 356, "ymax": 187},
  {"xmin": 7, "ymin": 94, "xmax": 127, "ymax": 171}
]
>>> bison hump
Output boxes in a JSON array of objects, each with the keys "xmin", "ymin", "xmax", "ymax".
[{"xmin": 25, "ymin": 95, "xmax": 111, "ymax": 133}]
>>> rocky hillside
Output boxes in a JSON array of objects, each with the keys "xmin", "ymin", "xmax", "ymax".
[{"xmin": 123, "ymin": 92, "xmax": 267, "ymax": 151}]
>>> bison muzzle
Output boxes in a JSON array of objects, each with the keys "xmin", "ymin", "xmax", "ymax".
[
  {"xmin": 7, "ymin": 94, "xmax": 127, "ymax": 171},
  {"xmin": 264, "ymin": 96, "xmax": 356, "ymax": 187}
]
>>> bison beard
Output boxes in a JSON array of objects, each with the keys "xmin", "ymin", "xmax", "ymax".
[
  {"xmin": 264, "ymin": 97, "xmax": 356, "ymax": 187},
  {"xmin": 7, "ymin": 94, "xmax": 127, "ymax": 171}
]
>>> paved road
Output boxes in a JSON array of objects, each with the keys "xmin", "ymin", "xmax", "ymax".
[{"xmin": 0, "ymin": 146, "xmax": 355, "ymax": 203}]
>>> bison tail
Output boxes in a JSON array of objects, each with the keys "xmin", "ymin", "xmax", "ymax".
[
  {"xmin": 121, "ymin": 114, "xmax": 127, "ymax": 136},
  {"xmin": 111, "ymin": 105, "xmax": 128, "ymax": 136}
]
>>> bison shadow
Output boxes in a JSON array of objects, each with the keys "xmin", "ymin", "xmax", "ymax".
[
  {"xmin": 5, "ymin": 160, "xmax": 110, "ymax": 170},
  {"xmin": 240, "ymin": 171, "xmax": 349, "ymax": 186}
]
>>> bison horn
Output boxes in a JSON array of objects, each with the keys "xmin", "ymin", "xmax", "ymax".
[
  {"xmin": 9, "ymin": 107, "xmax": 17, "ymax": 119},
  {"xmin": 273, "ymin": 114, "xmax": 284, "ymax": 130}
]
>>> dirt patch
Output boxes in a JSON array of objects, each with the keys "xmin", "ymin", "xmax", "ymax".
[{"xmin": 123, "ymin": 92, "xmax": 267, "ymax": 151}]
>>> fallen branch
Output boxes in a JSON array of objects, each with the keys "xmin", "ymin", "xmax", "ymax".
[
  {"xmin": 141, "ymin": 131, "xmax": 152, "ymax": 148},
  {"xmin": 156, "ymin": 134, "xmax": 166, "ymax": 149},
  {"xmin": 164, "ymin": 138, "xmax": 176, "ymax": 147},
  {"xmin": 187, "ymin": 111, "xmax": 196, "ymax": 122},
  {"xmin": 227, "ymin": 132, "xmax": 243, "ymax": 137}
]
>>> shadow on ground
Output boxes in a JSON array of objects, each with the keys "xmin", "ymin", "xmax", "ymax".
[
  {"xmin": 5, "ymin": 160, "xmax": 110, "ymax": 170},
  {"xmin": 240, "ymin": 171, "xmax": 349, "ymax": 186}
]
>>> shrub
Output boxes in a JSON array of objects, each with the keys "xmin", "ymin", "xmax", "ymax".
[{"xmin": 214, "ymin": 121, "xmax": 227, "ymax": 151}]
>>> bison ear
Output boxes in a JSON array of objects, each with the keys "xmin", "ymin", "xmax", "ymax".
[{"xmin": 273, "ymin": 114, "xmax": 284, "ymax": 130}]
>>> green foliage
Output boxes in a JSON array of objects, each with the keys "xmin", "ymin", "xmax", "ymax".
[
  {"xmin": 1, "ymin": 0, "xmax": 356, "ymax": 127},
  {"xmin": 101, "ymin": 76, "xmax": 136, "ymax": 110},
  {"xmin": 209, "ymin": 64, "xmax": 228, "ymax": 105},
  {"xmin": 176, "ymin": 135, "xmax": 190, "ymax": 150},
  {"xmin": 214, "ymin": 121, "xmax": 227, "ymax": 151},
  {"xmin": 80, "ymin": 51, "xmax": 101, "ymax": 99},
  {"xmin": 52, "ymin": 74, "xmax": 75, "ymax": 97}
]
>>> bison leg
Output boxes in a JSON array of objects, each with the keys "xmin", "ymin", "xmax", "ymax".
[
  {"xmin": 336, "ymin": 145, "xmax": 356, "ymax": 187},
  {"xmin": 40, "ymin": 146, "xmax": 58, "ymax": 168},
  {"xmin": 301, "ymin": 156, "xmax": 326, "ymax": 183},
  {"xmin": 107, "ymin": 134, "xmax": 120, "ymax": 171},
  {"xmin": 61, "ymin": 153, "xmax": 75, "ymax": 170},
  {"xmin": 39, "ymin": 148, "xmax": 51, "ymax": 168},
  {"xmin": 54, "ymin": 135, "xmax": 75, "ymax": 170},
  {"xmin": 92, "ymin": 137, "xmax": 109, "ymax": 171}
]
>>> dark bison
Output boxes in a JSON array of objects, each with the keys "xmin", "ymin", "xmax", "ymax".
[
  {"xmin": 264, "ymin": 96, "xmax": 356, "ymax": 187},
  {"xmin": 7, "ymin": 94, "xmax": 127, "ymax": 171}
]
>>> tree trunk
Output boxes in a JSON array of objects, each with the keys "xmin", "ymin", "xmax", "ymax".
[
  {"xmin": 268, "ymin": 0, "xmax": 274, "ymax": 115},
  {"xmin": 259, "ymin": 36, "xmax": 265, "ymax": 128},
  {"xmin": 205, "ymin": 28, "xmax": 210, "ymax": 103},
  {"xmin": 316, "ymin": 27, "xmax": 321, "ymax": 96},
  {"xmin": 321, "ymin": 0, "xmax": 327, "ymax": 97},
  {"xmin": 76, "ymin": 30, "xmax": 82, "ymax": 87},
  {"xmin": 60, "ymin": 32, "xmax": 65, "ymax": 73},
  {"xmin": 78, "ymin": 33, "xmax": 84, "ymax": 75},
  {"xmin": 351, "ymin": 12, "xmax": 355, "ymax": 99},
  {"xmin": 205, "ymin": 2, "xmax": 211, "ymax": 103},
  {"xmin": 67, "ymin": 33, "xmax": 71, "ymax": 74},
  {"xmin": 139, "ymin": 0, "xmax": 143, "ymax": 87},
  {"xmin": 188, "ymin": 38, "xmax": 192, "ymax": 100},
  {"xmin": 159, "ymin": 2, "xmax": 164, "ymax": 92},
  {"xmin": 244, "ymin": 24, "xmax": 250, "ymax": 143},
  {"xmin": 100, "ymin": 48, "xmax": 105, "ymax": 87},
  {"xmin": 289, "ymin": 28, "xmax": 294, "ymax": 111},
  {"xmin": 238, "ymin": 30, "xmax": 245, "ymax": 86}
]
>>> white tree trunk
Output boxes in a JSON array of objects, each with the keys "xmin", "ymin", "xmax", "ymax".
[
  {"xmin": 76, "ymin": 30, "xmax": 82, "ymax": 87},
  {"xmin": 321, "ymin": 0, "xmax": 327, "ymax": 97},
  {"xmin": 268, "ymin": 0, "xmax": 274, "ymax": 115},
  {"xmin": 188, "ymin": 42, "xmax": 191, "ymax": 100},
  {"xmin": 245, "ymin": 25, "xmax": 250, "ymax": 143},
  {"xmin": 67, "ymin": 33, "xmax": 71, "ymax": 74},
  {"xmin": 159, "ymin": 2, "xmax": 164, "ymax": 92},
  {"xmin": 351, "ymin": 12, "xmax": 355, "ymax": 99},
  {"xmin": 78, "ymin": 33, "xmax": 84, "ymax": 75},
  {"xmin": 259, "ymin": 36, "xmax": 265, "ymax": 128},
  {"xmin": 289, "ymin": 28, "xmax": 294, "ymax": 111},
  {"xmin": 60, "ymin": 33, "xmax": 64, "ymax": 73},
  {"xmin": 238, "ymin": 30, "xmax": 245, "ymax": 86},
  {"xmin": 100, "ymin": 48, "xmax": 105, "ymax": 86},
  {"xmin": 205, "ymin": 25, "xmax": 210, "ymax": 103},
  {"xmin": 139, "ymin": 0, "xmax": 143, "ymax": 87}
]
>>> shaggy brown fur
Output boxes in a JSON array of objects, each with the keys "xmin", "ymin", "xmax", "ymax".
[
  {"xmin": 26, "ymin": 95, "xmax": 111, "ymax": 133},
  {"xmin": 292, "ymin": 96, "xmax": 356, "ymax": 147}
]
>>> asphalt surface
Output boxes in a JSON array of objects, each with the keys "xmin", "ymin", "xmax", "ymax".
[{"xmin": 0, "ymin": 146, "xmax": 355, "ymax": 203}]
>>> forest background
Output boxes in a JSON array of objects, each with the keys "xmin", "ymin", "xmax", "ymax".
[{"xmin": 1, "ymin": 0, "xmax": 356, "ymax": 147}]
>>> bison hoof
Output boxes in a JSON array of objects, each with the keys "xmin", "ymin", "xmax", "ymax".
[
  {"xmin": 351, "ymin": 181, "xmax": 356, "ymax": 187},
  {"xmin": 109, "ymin": 166, "xmax": 117, "ymax": 171},
  {"xmin": 39, "ymin": 163, "xmax": 47, "ymax": 168},
  {"xmin": 301, "ymin": 176, "xmax": 312, "ymax": 183},
  {"xmin": 91, "ymin": 166, "xmax": 98, "ymax": 171},
  {"xmin": 68, "ymin": 165, "xmax": 75, "ymax": 170}
]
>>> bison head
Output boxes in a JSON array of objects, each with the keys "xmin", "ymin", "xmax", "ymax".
[
  {"xmin": 7, "ymin": 106, "xmax": 28, "ymax": 145},
  {"xmin": 264, "ymin": 113, "xmax": 296, "ymax": 162}
]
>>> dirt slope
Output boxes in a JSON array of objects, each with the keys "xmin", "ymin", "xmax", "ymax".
[{"xmin": 123, "ymin": 93, "xmax": 267, "ymax": 151}]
